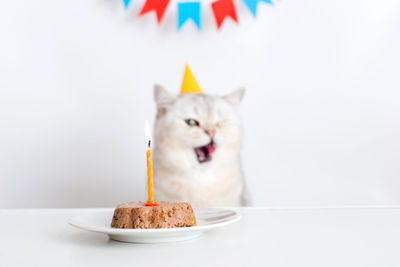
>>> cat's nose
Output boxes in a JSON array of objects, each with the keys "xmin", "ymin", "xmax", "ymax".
[{"xmin": 205, "ymin": 130, "xmax": 215, "ymax": 138}]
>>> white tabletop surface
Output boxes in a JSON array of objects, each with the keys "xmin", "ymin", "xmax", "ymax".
[{"xmin": 1, "ymin": 207, "xmax": 400, "ymax": 267}]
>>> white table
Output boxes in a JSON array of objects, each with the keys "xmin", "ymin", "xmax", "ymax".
[{"xmin": 1, "ymin": 208, "xmax": 400, "ymax": 267}]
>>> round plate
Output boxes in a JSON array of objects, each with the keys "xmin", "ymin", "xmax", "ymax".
[{"xmin": 69, "ymin": 208, "xmax": 241, "ymax": 243}]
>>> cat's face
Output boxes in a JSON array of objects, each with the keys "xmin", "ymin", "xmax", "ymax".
[{"xmin": 154, "ymin": 85, "xmax": 244, "ymax": 164}]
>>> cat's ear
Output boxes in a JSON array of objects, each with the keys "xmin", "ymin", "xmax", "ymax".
[
  {"xmin": 223, "ymin": 88, "xmax": 245, "ymax": 108},
  {"xmin": 154, "ymin": 84, "xmax": 176, "ymax": 115}
]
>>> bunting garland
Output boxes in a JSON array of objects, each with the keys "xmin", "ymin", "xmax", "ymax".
[
  {"xmin": 211, "ymin": 0, "xmax": 238, "ymax": 29},
  {"xmin": 177, "ymin": 2, "xmax": 201, "ymax": 30},
  {"xmin": 242, "ymin": 0, "xmax": 273, "ymax": 17},
  {"xmin": 138, "ymin": 0, "xmax": 170, "ymax": 23},
  {"xmin": 122, "ymin": 0, "xmax": 132, "ymax": 9},
  {"xmin": 112, "ymin": 0, "xmax": 275, "ymax": 30}
]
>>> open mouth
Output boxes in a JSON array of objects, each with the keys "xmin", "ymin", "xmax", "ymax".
[{"xmin": 194, "ymin": 140, "xmax": 216, "ymax": 163}]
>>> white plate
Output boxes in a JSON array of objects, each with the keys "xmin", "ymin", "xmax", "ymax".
[{"xmin": 69, "ymin": 208, "xmax": 241, "ymax": 243}]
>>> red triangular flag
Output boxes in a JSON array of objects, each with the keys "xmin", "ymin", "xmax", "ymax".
[
  {"xmin": 211, "ymin": 0, "xmax": 238, "ymax": 29},
  {"xmin": 138, "ymin": 0, "xmax": 170, "ymax": 24}
]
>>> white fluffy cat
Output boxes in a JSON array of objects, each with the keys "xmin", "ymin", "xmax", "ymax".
[{"xmin": 153, "ymin": 85, "xmax": 248, "ymax": 207}]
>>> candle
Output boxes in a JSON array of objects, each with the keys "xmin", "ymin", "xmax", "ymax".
[{"xmin": 145, "ymin": 120, "xmax": 158, "ymax": 206}]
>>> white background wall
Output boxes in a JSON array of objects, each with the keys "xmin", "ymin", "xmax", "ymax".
[{"xmin": 1, "ymin": 0, "xmax": 399, "ymax": 208}]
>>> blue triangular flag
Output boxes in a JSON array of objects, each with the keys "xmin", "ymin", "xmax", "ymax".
[
  {"xmin": 242, "ymin": 0, "xmax": 273, "ymax": 17},
  {"xmin": 123, "ymin": 0, "xmax": 132, "ymax": 9},
  {"xmin": 177, "ymin": 2, "xmax": 201, "ymax": 30}
]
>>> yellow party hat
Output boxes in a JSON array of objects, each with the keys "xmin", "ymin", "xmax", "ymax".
[{"xmin": 180, "ymin": 64, "xmax": 203, "ymax": 94}]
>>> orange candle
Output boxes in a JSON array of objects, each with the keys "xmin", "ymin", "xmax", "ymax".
[{"xmin": 145, "ymin": 120, "xmax": 158, "ymax": 206}]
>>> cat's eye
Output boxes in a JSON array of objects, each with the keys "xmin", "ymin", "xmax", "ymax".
[{"xmin": 185, "ymin": 119, "xmax": 200, "ymax": 127}]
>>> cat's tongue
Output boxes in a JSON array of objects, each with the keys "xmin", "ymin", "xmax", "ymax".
[{"xmin": 205, "ymin": 142, "xmax": 216, "ymax": 154}]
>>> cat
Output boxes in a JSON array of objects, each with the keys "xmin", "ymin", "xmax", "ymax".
[{"xmin": 152, "ymin": 85, "xmax": 249, "ymax": 207}]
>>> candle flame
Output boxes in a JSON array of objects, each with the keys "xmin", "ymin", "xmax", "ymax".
[{"xmin": 145, "ymin": 120, "xmax": 152, "ymax": 147}]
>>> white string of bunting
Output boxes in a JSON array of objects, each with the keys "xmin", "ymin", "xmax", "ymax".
[{"xmin": 112, "ymin": 0, "xmax": 275, "ymax": 30}]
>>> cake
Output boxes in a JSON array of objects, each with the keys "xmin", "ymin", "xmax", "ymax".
[{"xmin": 111, "ymin": 201, "xmax": 197, "ymax": 229}]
